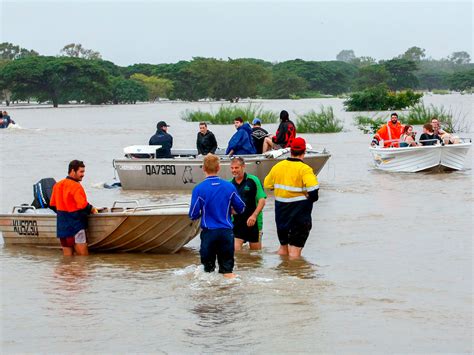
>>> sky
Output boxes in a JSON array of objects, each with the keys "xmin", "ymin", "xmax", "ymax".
[{"xmin": 1, "ymin": 0, "xmax": 472, "ymax": 66}]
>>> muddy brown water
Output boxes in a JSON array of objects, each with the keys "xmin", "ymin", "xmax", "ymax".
[{"xmin": 1, "ymin": 94, "xmax": 472, "ymax": 353}]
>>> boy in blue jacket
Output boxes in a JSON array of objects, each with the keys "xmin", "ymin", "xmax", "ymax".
[
  {"xmin": 226, "ymin": 117, "xmax": 256, "ymax": 155},
  {"xmin": 189, "ymin": 154, "xmax": 246, "ymax": 278}
]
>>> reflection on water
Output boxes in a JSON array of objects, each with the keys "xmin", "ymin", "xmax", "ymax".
[{"xmin": 275, "ymin": 256, "xmax": 318, "ymax": 280}]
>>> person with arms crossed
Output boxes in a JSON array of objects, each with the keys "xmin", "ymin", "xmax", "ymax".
[
  {"xmin": 50, "ymin": 160, "xmax": 98, "ymax": 256},
  {"xmin": 230, "ymin": 157, "xmax": 266, "ymax": 250},
  {"xmin": 264, "ymin": 137, "xmax": 319, "ymax": 259},
  {"xmin": 189, "ymin": 154, "xmax": 246, "ymax": 278}
]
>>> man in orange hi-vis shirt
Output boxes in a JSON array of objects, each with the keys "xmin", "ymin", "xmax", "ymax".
[
  {"xmin": 50, "ymin": 160, "xmax": 98, "ymax": 256},
  {"xmin": 371, "ymin": 112, "xmax": 404, "ymax": 148}
]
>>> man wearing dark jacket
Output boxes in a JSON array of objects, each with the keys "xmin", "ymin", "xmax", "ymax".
[
  {"xmin": 226, "ymin": 117, "xmax": 256, "ymax": 156},
  {"xmin": 149, "ymin": 121, "xmax": 173, "ymax": 158},
  {"xmin": 196, "ymin": 122, "xmax": 218, "ymax": 155}
]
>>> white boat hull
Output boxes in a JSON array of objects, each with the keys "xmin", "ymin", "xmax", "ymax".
[
  {"xmin": 114, "ymin": 149, "xmax": 331, "ymax": 190},
  {"xmin": 370, "ymin": 143, "xmax": 471, "ymax": 172}
]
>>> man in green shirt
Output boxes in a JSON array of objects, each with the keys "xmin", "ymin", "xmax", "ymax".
[{"xmin": 230, "ymin": 157, "xmax": 267, "ymax": 250}]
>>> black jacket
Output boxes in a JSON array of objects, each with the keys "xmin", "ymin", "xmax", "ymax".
[
  {"xmin": 149, "ymin": 130, "xmax": 173, "ymax": 158},
  {"xmin": 196, "ymin": 131, "xmax": 218, "ymax": 155}
]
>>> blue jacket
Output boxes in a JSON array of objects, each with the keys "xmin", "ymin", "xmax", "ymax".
[
  {"xmin": 226, "ymin": 123, "xmax": 256, "ymax": 155},
  {"xmin": 189, "ymin": 176, "xmax": 245, "ymax": 229}
]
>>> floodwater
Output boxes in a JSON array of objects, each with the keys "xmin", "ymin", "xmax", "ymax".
[{"xmin": 0, "ymin": 94, "xmax": 472, "ymax": 353}]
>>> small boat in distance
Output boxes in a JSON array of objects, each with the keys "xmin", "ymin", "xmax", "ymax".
[
  {"xmin": 369, "ymin": 138, "xmax": 472, "ymax": 172},
  {"xmin": 0, "ymin": 201, "xmax": 201, "ymax": 253},
  {"xmin": 114, "ymin": 146, "xmax": 331, "ymax": 190}
]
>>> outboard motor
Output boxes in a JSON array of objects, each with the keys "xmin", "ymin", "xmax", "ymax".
[{"xmin": 31, "ymin": 177, "xmax": 56, "ymax": 209}]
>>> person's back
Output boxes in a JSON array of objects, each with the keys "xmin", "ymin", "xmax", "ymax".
[
  {"xmin": 149, "ymin": 121, "xmax": 173, "ymax": 158},
  {"xmin": 251, "ymin": 118, "xmax": 268, "ymax": 154}
]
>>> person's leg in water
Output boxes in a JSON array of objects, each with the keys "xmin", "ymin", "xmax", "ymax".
[
  {"xmin": 200, "ymin": 229, "xmax": 217, "ymax": 272},
  {"xmin": 217, "ymin": 229, "xmax": 236, "ymax": 278}
]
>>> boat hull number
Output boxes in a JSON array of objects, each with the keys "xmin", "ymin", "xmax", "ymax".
[
  {"xmin": 145, "ymin": 165, "xmax": 177, "ymax": 176},
  {"xmin": 13, "ymin": 220, "xmax": 39, "ymax": 236}
]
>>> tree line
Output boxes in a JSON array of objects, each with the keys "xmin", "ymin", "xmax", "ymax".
[{"xmin": 0, "ymin": 42, "xmax": 472, "ymax": 107}]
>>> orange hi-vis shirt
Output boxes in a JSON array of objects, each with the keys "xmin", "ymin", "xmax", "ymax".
[
  {"xmin": 374, "ymin": 121, "xmax": 404, "ymax": 147},
  {"xmin": 50, "ymin": 177, "xmax": 92, "ymax": 237}
]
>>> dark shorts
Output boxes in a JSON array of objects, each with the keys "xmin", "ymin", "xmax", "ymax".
[
  {"xmin": 200, "ymin": 228, "xmax": 234, "ymax": 274},
  {"xmin": 277, "ymin": 222, "xmax": 312, "ymax": 248},
  {"xmin": 233, "ymin": 220, "xmax": 260, "ymax": 243},
  {"xmin": 59, "ymin": 229, "xmax": 86, "ymax": 248}
]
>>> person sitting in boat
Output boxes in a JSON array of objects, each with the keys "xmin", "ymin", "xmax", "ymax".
[
  {"xmin": 431, "ymin": 117, "xmax": 460, "ymax": 144},
  {"xmin": 262, "ymin": 110, "xmax": 296, "ymax": 152},
  {"xmin": 251, "ymin": 118, "xmax": 269, "ymax": 154},
  {"xmin": 196, "ymin": 121, "xmax": 218, "ymax": 155},
  {"xmin": 419, "ymin": 123, "xmax": 442, "ymax": 146},
  {"xmin": 399, "ymin": 125, "xmax": 417, "ymax": 147},
  {"xmin": 0, "ymin": 111, "xmax": 15, "ymax": 129},
  {"xmin": 371, "ymin": 112, "xmax": 404, "ymax": 148},
  {"xmin": 226, "ymin": 117, "xmax": 256, "ymax": 156},
  {"xmin": 149, "ymin": 121, "xmax": 173, "ymax": 158}
]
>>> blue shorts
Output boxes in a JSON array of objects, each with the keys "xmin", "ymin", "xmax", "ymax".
[{"xmin": 200, "ymin": 228, "xmax": 234, "ymax": 274}]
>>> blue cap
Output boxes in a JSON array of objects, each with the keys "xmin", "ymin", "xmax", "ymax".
[{"xmin": 252, "ymin": 118, "xmax": 262, "ymax": 125}]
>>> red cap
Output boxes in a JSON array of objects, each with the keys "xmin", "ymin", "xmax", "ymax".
[{"xmin": 291, "ymin": 137, "xmax": 306, "ymax": 150}]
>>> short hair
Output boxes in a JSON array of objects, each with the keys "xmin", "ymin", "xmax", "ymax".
[
  {"xmin": 199, "ymin": 122, "xmax": 207, "ymax": 127},
  {"xmin": 391, "ymin": 112, "xmax": 398, "ymax": 117},
  {"xmin": 423, "ymin": 123, "xmax": 433, "ymax": 131},
  {"xmin": 403, "ymin": 125, "xmax": 412, "ymax": 134},
  {"xmin": 431, "ymin": 117, "xmax": 439, "ymax": 122},
  {"xmin": 291, "ymin": 148, "xmax": 305, "ymax": 156},
  {"xmin": 230, "ymin": 156, "xmax": 245, "ymax": 166},
  {"xmin": 203, "ymin": 154, "xmax": 220, "ymax": 174},
  {"xmin": 68, "ymin": 160, "xmax": 85, "ymax": 173},
  {"xmin": 234, "ymin": 117, "xmax": 243, "ymax": 123},
  {"xmin": 280, "ymin": 110, "xmax": 289, "ymax": 121}
]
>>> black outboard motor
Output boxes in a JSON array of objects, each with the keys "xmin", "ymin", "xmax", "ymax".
[{"xmin": 31, "ymin": 177, "xmax": 56, "ymax": 209}]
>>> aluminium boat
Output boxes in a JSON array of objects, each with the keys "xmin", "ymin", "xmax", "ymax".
[
  {"xmin": 114, "ymin": 146, "xmax": 331, "ymax": 190},
  {"xmin": 369, "ymin": 139, "xmax": 471, "ymax": 172},
  {"xmin": 0, "ymin": 201, "xmax": 200, "ymax": 253}
]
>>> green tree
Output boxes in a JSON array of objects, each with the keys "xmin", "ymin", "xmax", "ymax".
[
  {"xmin": 448, "ymin": 69, "xmax": 474, "ymax": 91},
  {"xmin": 448, "ymin": 51, "xmax": 471, "ymax": 65},
  {"xmin": 0, "ymin": 56, "xmax": 110, "ymax": 107},
  {"xmin": 0, "ymin": 42, "xmax": 39, "ymax": 60},
  {"xmin": 350, "ymin": 56, "xmax": 376, "ymax": 67},
  {"xmin": 130, "ymin": 73, "xmax": 174, "ymax": 101},
  {"xmin": 110, "ymin": 77, "xmax": 148, "ymax": 104},
  {"xmin": 382, "ymin": 58, "xmax": 419, "ymax": 90},
  {"xmin": 354, "ymin": 64, "xmax": 390, "ymax": 90},
  {"xmin": 60, "ymin": 43, "xmax": 102, "ymax": 60},
  {"xmin": 336, "ymin": 49, "xmax": 356, "ymax": 63},
  {"xmin": 401, "ymin": 46, "xmax": 426, "ymax": 61},
  {"xmin": 269, "ymin": 69, "xmax": 308, "ymax": 98}
]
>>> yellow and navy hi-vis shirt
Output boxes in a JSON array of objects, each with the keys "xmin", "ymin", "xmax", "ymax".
[{"xmin": 264, "ymin": 158, "xmax": 319, "ymax": 203}]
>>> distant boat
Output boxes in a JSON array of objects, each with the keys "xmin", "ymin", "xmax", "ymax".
[
  {"xmin": 114, "ymin": 146, "xmax": 331, "ymax": 190},
  {"xmin": 369, "ymin": 139, "xmax": 471, "ymax": 172},
  {"xmin": 0, "ymin": 202, "xmax": 200, "ymax": 253}
]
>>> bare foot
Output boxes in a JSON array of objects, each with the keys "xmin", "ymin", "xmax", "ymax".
[{"xmin": 223, "ymin": 273, "xmax": 237, "ymax": 279}]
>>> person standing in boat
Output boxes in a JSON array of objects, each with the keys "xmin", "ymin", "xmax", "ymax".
[
  {"xmin": 264, "ymin": 137, "xmax": 319, "ymax": 259},
  {"xmin": 49, "ymin": 160, "xmax": 98, "ymax": 256},
  {"xmin": 262, "ymin": 110, "xmax": 296, "ymax": 152},
  {"xmin": 371, "ymin": 112, "xmax": 404, "ymax": 147},
  {"xmin": 251, "ymin": 118, "xmax": 269, "ymax": 154},
  {"xmin": 189, "ymin": 154, "xmax": 246, "ymax": 278},
  {"xmin": 230, "ymin": 157, "xmax": 266, "ymax": 251},
  {"xmin": 196, "ymin": 122, "xmax": 218, "ymax": 155},
  {"xmin": 226, "ymin": 117, "xmax": 256, "ymax": 156},
  {"xmin": 149, "ymin": 121, "xmax": 173, "ymax": 158}
]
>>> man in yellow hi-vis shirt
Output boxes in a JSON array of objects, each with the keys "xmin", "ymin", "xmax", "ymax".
[{"xmin": 264, "ymin": 137, "xmax": 319, "ymax": 258}]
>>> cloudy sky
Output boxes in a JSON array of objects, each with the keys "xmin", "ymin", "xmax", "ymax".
[{"xmin": 1, "ymin": 0, "xmax": 472, "ymax": 65}]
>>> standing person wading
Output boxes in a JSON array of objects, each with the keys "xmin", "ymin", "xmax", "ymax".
[
  {"xmin": 264, "ymin": 138, "xmax": 319, "ymax": 258},
  {"xmin": 50, "ymin": 160, "xmax": 98, "ymax": 256},
  {"xmin": 189, "ymin": 154, "xmax": 246, "ymax": 278}
]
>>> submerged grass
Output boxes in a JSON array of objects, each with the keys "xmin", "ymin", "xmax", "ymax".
[
  {"xmin": 296, "ymin": 106, "xmax": 343, "ymax": 133},
  {"xmin": 400, "ymin": 103, "xmax": 471, "ymax": 132},
  {"xmin": 353, "ymin": 114, "xmax": 387, "ymax": 134},
  {"xmin": 181, "ymin": 103, "xmax": 278, "ymax": 124}
]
